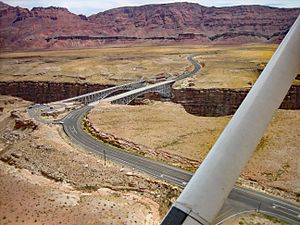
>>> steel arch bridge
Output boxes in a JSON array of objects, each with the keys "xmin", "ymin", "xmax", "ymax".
[
  {"xmin": 61, "ymin": 80, "xmax": 145, "ymax": 105},
  {"xmin": 107, "ymin": 80, "xmax": 175, "ymax": 105}
]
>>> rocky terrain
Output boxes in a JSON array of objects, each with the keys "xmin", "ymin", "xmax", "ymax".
[
  {"xmin": 0, "ymin": 1, "xmax": 299, "ymax": 50},
  {"xmin": 173, "ymin": 84, "xmax": 300, "ymax": 116},
  {"xmin": 0, "ymin": 81, "xmax": 111, "ymax": 103},
  {"xmin": 0, "ymin": 81, "xmax": 298, "ymax": 116},
  {"xmin": 1, "ymin": 1, "xmax": 299, "ymax": 223},
  {"xmin": 0, "ymin": 96, "xmax": 181, "ymax": 224},
  {"xmin": 0, "ymin": 97, "xmax": 294, "ymax": 225}
]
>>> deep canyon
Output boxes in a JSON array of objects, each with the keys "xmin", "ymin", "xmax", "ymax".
[{"xmin": 0, "ymin": 80, "xmax": 299, "ymax": 116}]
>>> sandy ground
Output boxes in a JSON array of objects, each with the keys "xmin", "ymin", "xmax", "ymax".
[
  {"xmin": 0, "ymin": 96, "xmax": 179, "ymax": 225},
  {"xmin": 0, "ymin": 44, "xmax": 287, "ymax": 89},
  {"xmin": 180, "ymin": 44, "xmax": 278, "ymax": 89},
  {"xmin": 87, "ymin": 101, "xmax": 230, "ymax": 170},
  {"xmin": 0, "ymin": 162, "xmax": 160, "ymax": 225},
  {"xmin": 0, "ymin": 46, "xmax": 198, "ymax": 85},
  {"xmin": 87, "ymin": 101, "xmax": 300, "ymax": 199},
  {"xmin": 172, "ymin": 44, "xmax": 300, "ymax": 90}
]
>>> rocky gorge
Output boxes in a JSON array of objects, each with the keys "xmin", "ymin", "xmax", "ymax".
[
  {"xmin": 172, "ymin": 85, "xmax": 300, "ymax": 116},
  {"xmin": 0, "ymin": 80, "xmax": 299, "ymax": 116}
]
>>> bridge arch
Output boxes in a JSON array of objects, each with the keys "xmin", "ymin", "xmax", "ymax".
[
  {"xmin": 110, "ymin": 81, "xmax": 174, "ymax": 105},
  {"xmin": 62, "ymin": 81, "xmax": 145, "ymax": 105}
]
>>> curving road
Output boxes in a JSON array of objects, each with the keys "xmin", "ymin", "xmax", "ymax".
[
  {"xmin": 61, "ymin": 106, "xmax": 300, "ymax": 224},
  {"xmin": 29, "ymin": 54, "xmax": 300, "ymax": 224},
  {"xmin": 176, "ymin": 54, "xmax": 202, "ymax": 80}
]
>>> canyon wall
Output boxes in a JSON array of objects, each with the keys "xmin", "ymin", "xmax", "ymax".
[
  {"xmin": 0, "ymin": 81, "xmax": 299, "ymax": 116},
  {"xmin": 0, "ymin": 81, "xmax": 112, "ymax": 103},
  {"xmin": 173, "ymin": 85, "xmax": 300, "ymax": 116}
]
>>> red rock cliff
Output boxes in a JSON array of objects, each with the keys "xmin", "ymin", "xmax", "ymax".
[{"xmin": 1, "ymin": 2, "xmax": 299, "ymax": 50}]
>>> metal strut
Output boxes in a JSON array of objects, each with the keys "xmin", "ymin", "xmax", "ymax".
[{"xmin": 161, "ymin": 15, "xmax": 300, "ymax": 225}]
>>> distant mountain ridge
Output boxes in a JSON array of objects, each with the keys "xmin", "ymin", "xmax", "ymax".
[{"xmin": 0, "ymin": 1, "xmax": 299, "ymax": 50}]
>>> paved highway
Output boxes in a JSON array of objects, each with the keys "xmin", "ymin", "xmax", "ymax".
[
  {"xmin": 176, "ymin": 54, "xmax": 202, "ymax": 80},
  {"xmin": 29, "ymin": 54, "xmax": 300, "ymax": 224},
  {"xmin": 61, "ymin": 106, "xmax": 300, "ymax": 224}
]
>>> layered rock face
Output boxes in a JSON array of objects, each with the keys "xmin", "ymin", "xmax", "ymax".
[
  {"xmin": 0, "ymin": 2, "xmax": 100, "ymax": 50},
  {"xmin": 1, "ymin": 2, "xmax": 299, "ymax": 50},
  {"xmin": 0, "ymin": 81, "xmax": 299, "ymax": 116},
  {"xmin": 0, "ymin": 81, "xmax": 112, "ymax": 103},
  {"xmin": 173, "ymin": 85, "xmax": 300, "ymax": 116},
  {"xmin": 90, "ymin": 3, "xmax": 299, "ymax": 42}
]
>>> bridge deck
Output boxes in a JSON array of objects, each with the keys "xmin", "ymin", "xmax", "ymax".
[
  {"xmin": 60, "ymin": 80, "xmax": 144, "ymax": 103},
  {"xmin": 89, "ymin": 80, "xmax": 175, "ymax": 106}
]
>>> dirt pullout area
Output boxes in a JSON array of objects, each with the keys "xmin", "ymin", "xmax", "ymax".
[
  {"xmin": 0, "ymin": 96, "xmax": 181, "ymax": 224},
  {"xmin": 87, "ymin": 101, "xmax": 300, "ymax": 201}
]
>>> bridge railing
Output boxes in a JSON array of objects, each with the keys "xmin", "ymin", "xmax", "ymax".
[
  {"xmin": 61, "ymin": 80, "xmax": 145, "ymax": 105},
  {"xmin": 103, "ymin": 80, "xmax": 175, "ymax": 105}
]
